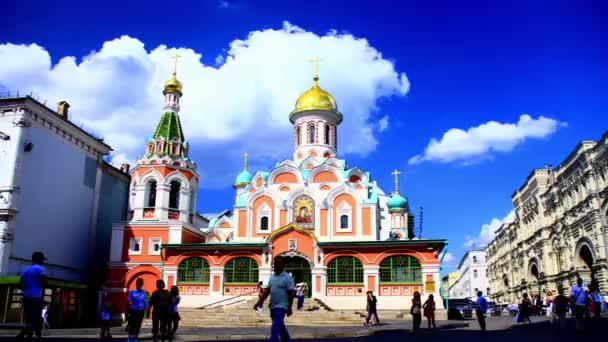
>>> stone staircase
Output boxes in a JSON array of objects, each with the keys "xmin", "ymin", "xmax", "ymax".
[
  {"xmin": 179, "ymin": 297, "xmax": 446, "ymax": 327},
  {"xmin": 180, "ymin": 298, "xmax": 365, "ymax": 327}
]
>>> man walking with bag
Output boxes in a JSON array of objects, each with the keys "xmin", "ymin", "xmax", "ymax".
[
  {"xmin": 254, "ymin": 257, "xmax": 295, "ymax": 342},
  {"xmin": 18, "ymin": 252, "xmax": 47, "ymax": 340}
]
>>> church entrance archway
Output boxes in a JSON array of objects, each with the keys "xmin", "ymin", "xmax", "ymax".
[
  {"xmin": 578, "ymin": 244, "xmax": 594, "ymax": 270},
  {"xmin": 283, "ymin": 256, "xmax": 312, "ymax": 298}
]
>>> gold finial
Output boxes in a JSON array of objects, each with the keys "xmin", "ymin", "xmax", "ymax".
[
  {"xmin": 309, "ymin": 57, "xmax": 321, "ymax": 81},
  {"xmin": 171, "ymin": 52, "xmax": 181, "ymax": 75},
  {"xmin": 392, "ymin": 169, "xmax": 402, "ymax": 194},
  {"xmin": 243, "ymin": 152, "xmax": 249, "ymax": 171}
]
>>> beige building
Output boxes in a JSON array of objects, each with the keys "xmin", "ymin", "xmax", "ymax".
[{"xmin": 487, "ymin": 132, "xmax": 608, "ymax": 304}]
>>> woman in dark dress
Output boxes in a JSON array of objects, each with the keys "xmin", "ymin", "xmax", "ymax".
[{"xmin": 518, "ymin": 293, "xmax": 532, "ymax": 323}]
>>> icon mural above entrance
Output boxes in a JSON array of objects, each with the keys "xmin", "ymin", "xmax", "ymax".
[{"xmin": 293, "ymin": 196, "xmax": 314, "ymax": 229}]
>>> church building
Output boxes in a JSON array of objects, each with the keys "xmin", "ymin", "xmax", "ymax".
[{"xmin": 107, "ymin": 61, "xmax": 447, "ymax": 312}]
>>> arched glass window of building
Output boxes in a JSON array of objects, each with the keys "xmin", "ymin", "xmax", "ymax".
[
  {"xmin": 327, "ymin": 256, "xmax": 363, "ymax": 284},
  {"xmin": 340, "ymin": 215, "xmax": 349, "ymax": 229},
  {"xmin": 177, "ymin": 257, "xmax": 210, "ymax": 283},
  {"xmin": 308, "ymin": 123, "xmax": 315, "ymax": 143},
  {"xmin": 146, "ymin": 180, "xmax": 157, "ymax": 208},
  {"xmin": 260, "ymin": 216, "xmax": 269, "ymax": 231},
  {"xmin": 169, "ymin": 180, "xmax": 181, "ymax": 209},
  {"xmin": 324, "ymin": 124, "xmax": 330, "ymax": 145},
  {"xmin": 224, "ymin": 257, "xmax": 259, "ymax": 284},
  {"xmin": 379, "ymin": 255, "xmax": 422, "ymax": 283}
]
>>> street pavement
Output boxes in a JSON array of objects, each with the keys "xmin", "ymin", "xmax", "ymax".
[{"xmin": 0, "ymin": 315, "xmax": 604, "ymax": 341}]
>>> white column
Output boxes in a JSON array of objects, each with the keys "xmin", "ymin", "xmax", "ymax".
[
  {"xmin": 364, "ymin": 265, "xmax": 380, "ymax": 294},
  {"xmin": 422, "ymin": 264, "xmax": 443, "ymax": 308},
  {"xmin": 209, "ymin": 267, "xmax": 225, "ymax": 297},
  {"xmin": 168, "ymin": 225, "xmax": 182, "ymax": 244},
  {"xmin": 311, "ymin": 266, "xmax": 327, "ymax": 298}
]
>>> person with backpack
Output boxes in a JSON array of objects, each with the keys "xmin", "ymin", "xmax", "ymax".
[
  {"xmin": 423, "ymin": 294, "xmax": 436, "ymax": 329},
  {"xmin": 410, "ymin": 292, "xmax": 422, "ymax": 332},
  {"xmin": 570, "ymin": 277, "xmax": 587, "ymax": 333},
  {"xmin": 364, "ymin": 291, "xmax": 380, "ymax": 327},
  {"xmin": 149, "ymin": 280, "xmax": 172, "ymax": 342}
]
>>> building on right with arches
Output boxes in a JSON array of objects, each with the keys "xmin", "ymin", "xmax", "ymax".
[{"xmin": 486, "ymin": 132, "xmax": 608, "ymax": 304}]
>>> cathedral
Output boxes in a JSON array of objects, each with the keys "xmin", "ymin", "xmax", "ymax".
[{"xmin": 106, "ymin": 61, "xmax": 446, "ymax": 312}]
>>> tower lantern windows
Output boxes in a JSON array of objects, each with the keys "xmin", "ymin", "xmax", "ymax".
[
  {"xmin": 169, "ymin": 180, "xmax": 181, "ymax": 209},
  {"xmin": 308, "ymin": 123, "xmax": 316, "ymax": 143},
  {"xmin": 324, "ymin": 124, "xmax": 330, "ymax": 145},
  {"xmin": 146, "ymin": 180, "xmax": 157, "ymax": 208},
  {"xmin": 296, "ymin": 125, "xmax": 301, "ymax": 146}
]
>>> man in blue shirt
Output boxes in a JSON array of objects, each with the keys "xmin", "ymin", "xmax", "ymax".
[
  {"xmin": 476, "ymin": 291, "xmax": 488, "ymax": 332},
  {"xmin": 254, "ymin": 257, "xmax": 296, "ymax": 342},
  {"xmin": 127, "ymin": 278, "xmax": 148, "ymax": 342},
  {"xmin": 570, "ymin": 277, "xmax": 587, "ymax": 333},
  {"xmin": 18, "ymin": 251, "xmax": 47, "ymax": 340}
]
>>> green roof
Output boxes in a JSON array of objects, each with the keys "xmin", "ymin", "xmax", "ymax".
[
  {"xmin": 153, "ymin": 111, "xmax": 185, "ymax": 144},
  {"xmin": 317, "ymin": 239, "xmax": 447, "ymax": 247},
  {"xmin": 163, "ymin": 242, "xmax": 267, "ymax": 249}
]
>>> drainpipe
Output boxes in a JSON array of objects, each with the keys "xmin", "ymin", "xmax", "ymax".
[
  {"xmin": 439, "ymin": 243, "xmax": 449, "ymax": 309},
  {"xmin": 160, "ymin": 245, "xmax": 165, "ymax": 279}
]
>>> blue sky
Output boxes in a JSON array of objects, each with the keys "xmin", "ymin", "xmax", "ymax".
[{"xmin": 2, "ymin": 0, "xmax": 607, "ymax": 271}]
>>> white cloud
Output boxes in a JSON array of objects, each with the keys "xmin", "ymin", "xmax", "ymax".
[
  {"xmin": 443, "ymin": 252, "xmax": 456, "ymax": 264},
  {"xmin": 377, "ymin": 115, "xmax": 389, "ymax": 132},
  {"xmin": 0, "ymin": 22, "xmax": 409, "ymax": 188},
  {"xmin": 409, "ymin": 115, "xmax": 566, "ymax": 165},
  {"xmin": 464, "ymin": 211, "xmax": 515, "ymax": 248}
]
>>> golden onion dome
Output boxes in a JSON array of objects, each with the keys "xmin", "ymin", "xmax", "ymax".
[
  {"xmin": 164, "ymin": 72, "xmax": 182, "ymax": 94},
  {"xmin": 290, "ymin": 76, "xmax": 341, "ymax": 123}
]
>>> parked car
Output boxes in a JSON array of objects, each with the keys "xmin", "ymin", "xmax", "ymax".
[
  {"xmin": 488, "ymin": 302, "xmax": 503, "ymax": 316},
  {"xmin": 447, "ymin": 298, "xmax": 474, "ymax": 320}
]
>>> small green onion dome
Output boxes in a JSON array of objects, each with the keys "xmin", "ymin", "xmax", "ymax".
[
  {"xmin": 388, "ymin": 193, "xmax": 408, "ymax": 210},
  {"xmin": 234, "ymin": 170, "xmax": 253, "ymax": 186}
]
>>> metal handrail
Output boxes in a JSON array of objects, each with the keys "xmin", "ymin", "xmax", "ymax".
[{"xmin": 199, "ymin": 289, "xmax": 260, "ymax": 309}]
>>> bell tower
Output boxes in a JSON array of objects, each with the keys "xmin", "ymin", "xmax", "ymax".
[
  {"xmin": 128, "ymin": 54, "xmax": 199, "ymax": 224},
  {"xmin": 289, "ymin": 58, "xmax": 342, "ymax": 163}
]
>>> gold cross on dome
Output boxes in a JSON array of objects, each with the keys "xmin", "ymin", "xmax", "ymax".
[
  {"xmin": 309, "ymin": 57, "xmax": 321, "ymax": 79},
  {"xmin": 172, "ymin": 52, "xmax": 181, "ymax": 74},
  {"xmin": 243, "ymin": 152, "xmax": 249, "ymax": 170},
  {"xmin": 392, "ymin": 169, "xmax": 402, "ymax": 194}
]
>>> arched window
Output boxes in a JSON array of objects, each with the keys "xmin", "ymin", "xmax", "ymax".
[
  {"xmin": 333, "ymin": 126, "xmax": 337, "ymax": 146},
  {"xmin": 308, "ymin": 123, "xmax": 315, "ymax": 143},
  {"xmin": 177, "ymin": 257, "xmax": 210, "ymax": 283},
  {"xmin": 296, "ymin": 125, "xmax": 301, "ymax": 146},
  {"xmin": 224, "ymin": 257, "xmax": 259, "ymax": 284},
  {"xmin": 169, "ymin": 180, "xmax": 181, "ymax": 209},
  {"xmin": 146, "ymin": 180, "xmax": 157, "ymax": 208},
  {"xmin": 324, "ymin": 124, "xmax": 330, "ymax": 145},
  {"xmin": 340, "ymin": 215, "xmax": 349, "ymax": 229},
  {"xmin": 327, "ymin": 256, "xmax": 363, "ymax": 284},
  {"xmin": 379, "ymin": 255, "xmax": 422, "ymax": 284},
  {"xmin": 260, "ymin": 216, "xmax": 269, "ymax": 231}
]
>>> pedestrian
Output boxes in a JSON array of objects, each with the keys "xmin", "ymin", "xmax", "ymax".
[
  {"xmin": 42, "ymin": 303, "xmax": 49, "ymax": 329},
  {"xmin": 364, "ymin": 291, "xmax": 380, "ymax": 327},
  {"xmin": 254, "ymin": 257, "xmax": 295, "ymax": 342},
  {"xmin": 295, "ymin": 282, "xmax": 307, "ymax": 311},
  {"xmin": 423, "ymin": 294, "xmax": 436, "ymax": 329},
  {"xmin": 126, "ymin": 278, "xmax": 148, "ymax": 342},
  {"xmin": 168, "ymin": 286, "xmax": 181, "ymax": 339},
  {"xmin": 589, "ymin": 283, "xmax": 602, "ymax": 319},
  {"xmin": 17, "ymin": 251, "xmax": 48, "ymax": 340},
  {"xmin": 518, "ymin": 293, "xmax": 532, "ymax": 323},
  {"xmin": 149, "ymin": 279, "xmax": 172, "ymax": 342},
  {"xmin": 570, "ymin": 277, "xmax": 587, "ymax": 333},
  {"xmin": 100, "ymin": 297, "xmax": 112, "ymax": 339},
  {"xmin": 553, "ymin": 288, "xmax": 569, "ymax": 330},
  {"xmin": 476, "ymin": 291, "xmax": 488, "ymax": 331},
  {"xmin": 410, "ymin": 291, "xmax": 422, "ymax": 332},
  {"xmin": 535, "ymin": 295, "xmax": 543, "ymax": 316}
]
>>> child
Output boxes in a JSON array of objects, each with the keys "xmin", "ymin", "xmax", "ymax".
[
  {"xmin": 364, "ymin": 291, "xmax": 380, "ymax": 326},
  {"xmin": 295, "ymin": 282, "xmax": 307, "ymax": 311},
  {"xmin": 168, "ymin": 286, "xmax": 181, "ymax": 339},
  {"xmin": 100, "ymin": 298, "xmax": 112, "ymax": 339}
]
